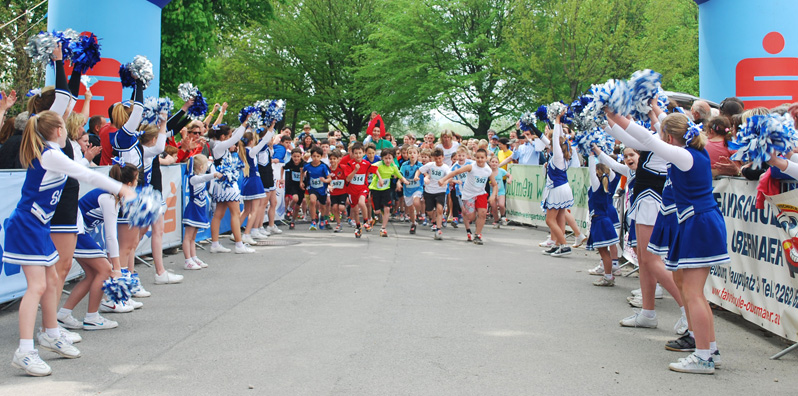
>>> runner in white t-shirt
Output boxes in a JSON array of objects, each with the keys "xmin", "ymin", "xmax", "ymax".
[
  {"xmin": 417, "ymin": 148, "xmax": 451, "ymax": 240},
  {"xmin": 437, "ymin": 148, "xmax": 497, "ymax": 244}
]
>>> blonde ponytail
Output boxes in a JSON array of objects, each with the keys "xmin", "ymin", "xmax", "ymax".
[
  {"xmin": 237, "ymin": 139, "xmax": 250, "ymax": 178},
  {"xmin": 20, "ymin": 110, "xmax": 62, "ymax": 168}
]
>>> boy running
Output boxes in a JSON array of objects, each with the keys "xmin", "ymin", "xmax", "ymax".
[
  {"xmin": 301, "ymin": 146, "xmax": 331, "ymax": 230},
  {"xmin": 327, "ymin": 150, "xmax": 349, "ymax": 232},
  {"xmin": 344, "ymin": 142, "xmax": 382, "ymax": 238},
  {"xmin": 281, "ymin": 148, "xmax": 306, "ymax": 230},
  {"xmin": 369, "ymin": 148, "xmax": 410, "ymax": 237},
  {"xmin": 417, "ymin": 148, "xmax": 451, "ymax": 240},
  {"xmin": 399, "ymin": 146, "xmax": 424, "ymax": 234},
  {"xmin": 438, "ymin": 148, "xmax": 497, "ymax": 244}
]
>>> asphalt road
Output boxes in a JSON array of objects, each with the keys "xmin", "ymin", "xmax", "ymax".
[{"xmin": 0, "ymin": 220, "xmax": 795, "ymax": 395}]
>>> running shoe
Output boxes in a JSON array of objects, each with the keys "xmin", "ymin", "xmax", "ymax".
[
  {"xmin": 11, "ymin": 349, "xmax": 51, "ymax": 377},
  {"xmin": 668, "ymin": 353, "xmax": 714, "ymax": 374},
  {"xmin": 57, "ymin": 314, "xmax": 83, "ymax": 330},
  {"xmin": 289, "ymin": 222, "xmax": 295, "ymax": 230},
  {"xmin": 133, "ymin": 285, "xmax": 151, "ymax": 298},
  {"xmin": 380, "ymin": 229, "xmax": 388, "ymax": 237},
  {"xmin": 37, "ymin": 332, "xmax": 81, "ymax": 358},
  {"xmin": 184, "ymin": 259, "xmax": 202, "ymax": 270},
  {"xmin": 334, "ymin": 224, "xmax": 343, "ymax": 233},
  {"xmin": 712, "ymin": 350, "xmax": 722, "ymax": 368},
  {"xmin": 593, "ymin": 277, "xmax": 615, "ymax": 287},
  {"xmin": 473, "ymin": 234, "xmax": 483, "ymax": 245},
  {"xmin": 194, "ymin": 257, "xmax": 209, "ymax": 268},
  {"xmin": 234, "ymin": 245, "xmax": 256, "ymax": 254},
  {"xmin": 550, "ymin": 246, "xmax": 572, "ymax": 257},
  {"xmin": 100, "ymin": 300, "xmax": 134, "ymax": 313},
  {"xmin": 434, "ymin": 230, "xmax": 443, "ymax": 240},
  {"xmin": 364, "ymin": 223, "xmax": 373, "ymax": 232},
  {"xmin": 542, "ymin": 246, "xmax": 558, "ymax": 255},
  {"xmin": 467, "ymin": 232, "xmax": 473, "ymax": 242},
  {"xmin": 57, "ymin": 326, "xmax": 82, "ymax": 344},
  {"xmin": 631, "ymin": 284, "xmax": 664, "ymax": 299},
  {"xmin": 674, "ymin": 314, "xmax": 689, "ymax": 335},
  {"xmin": 309, "ymin": 221, "xmax": 318, "ymax": 231},
  {"xmin": 501, "ymin": 217, "xmax": 508, "ymax": 226},
  {"xmin": 410, "ymin": 223, "xmax": 416, "ymax": 234},
  {"xmin": 251, "ymin": 229, "xmax": 269, "ymax": 240},
  {"xmin": 665, "ymin": 333, "xmax": 695, "ymax": 352},
  {"xmin": 325, "ymin": 221, "xmax": 333, "ymax": 230},
  {"xmin": 619, "ymin": 310, "xmax": 658, "ymax": 328},
  {"xmin": 539, "ymin": 238, "xmax": 555, "ymax": 247},
  {"xmin": 241, "ymin": 234, "xmax": 257, "ymax": 245},
  {"xmin": 628, "ymin": 296, "xmax": 643, "ymax": 308},
  {"xmin": 83, "ymin": 315, "xmax": 119, "ymax": 331},
  {"xmin": 493, "ymin": 221, "xmax": 500, "ymax": 229},
  {"xmin": 127, "ymin": 299, "xmax": 144, "ymax": 309},
  {"xmin": 155, "ymin": 270, "xmax": 184, "ymax": 284},
  {"xmin": 451, "ymin": 219, "xmax": 458, "ymax": 228},
  {"xmin": 210, "ymin": 244, "xmax": 231, "ymax": 254},
  {"xmin": 266, "ymin": 225, "xmax": 283, "ymax": 234},
  {"xmin": 355, "ymin": 228, "xmax": 362, "ymax": 238},
  {"xmin": 572, "ymin": 233, "xmax": 588, "ymax": 248}
]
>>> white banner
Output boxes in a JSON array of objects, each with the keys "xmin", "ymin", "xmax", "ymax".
[
  {"xmin": 505, "ymin": 165, "xmax": 591, "ymax": 230},
  {"xmin": 707, "ymin": 178, "xmax": 798, "ymax": 342}
]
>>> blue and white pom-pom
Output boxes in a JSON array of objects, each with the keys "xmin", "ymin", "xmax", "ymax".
[
  {"xmin": 177, "ymin": 82, "xmax": 199, "ymax": 101},
  {"xmin": 257, "ymin": 99, "xmax": 285, "ymax": 125},
  {"xmin": 535, "ymin": 105, "xmax": 549, "ymax": 123},
  {"xmin": 187, "ymin": 90, "xmax": 208, "ymax": 120},
  {"xmin": 121, "ymin": 185, "xmax": 164, "ymax": 228},
  {"xmin": 216, "ymin": 155, "xmax": 241, "ymax": 189},
  {"xmin": 68, "ymin": 33, "xmax": 102, "ymax": 74},
  {"xmin": 102, "ymin": 277, "xmax": 131, "ymax": 304},
  {"xmin": 629, "ymin": 69, "xmax": 662, "ymax": 119},
  {"xmin": 142, "ymin": 97, "xmax": 174, "ymax": 125},
  {"xmin": 118, "ymin": 64, "xmax": 136, "ymax": 88},
  {"xmin": 119, "ymin": 55, "xmax": 154, "ymax": 88},
  {"xmin": 570, "ymin": 96, "xmax": 597, "ymax": 132},
  {"xmin": 588, "ymin": 79, "xmax": 634, "ymax": 117},
  {"xmin": 730, "ymin": 113, "xmax": 798, "ymax": 169},
  {"xmin": 519, "ymin": 112, "xmax": 537, "ymax": 132},
  {"xmin": 238, "ymin": 105, "xmax": 263, "ymax": 128},
  {"xmin": 25, "ymin": 31, "xmax": 57, "ymax": 66},
  {"xmin": 547, "ymin": 101, "xmax": 568, "ymax": 123},
  {"xmin": 656, "ymin": 88, "xmax": 669, "ymax": 111},
  {"xmin": 52, "ymin": 29, "xmax": 79, "ymax": 59},
  {"xmin": 575, "ymin": 127, "xmax": 615, "ymax": 158}
]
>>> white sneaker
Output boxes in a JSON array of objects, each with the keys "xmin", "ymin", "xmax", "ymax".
[
  {"xmin": 184, "ymin": 259, "xmax": 202, "ymax": 270},
  {"xmin": 57, "ymin": 314, "xmax": 83, "ymax": 330},
  {"xmin": 100, "ymin": 299, "xmax": 134, "ymax": 313},
  {"xmin": 83, "ymin": 315, "xmax": 118, "ymax": 330},
  {"xmin": 627, "ymin": 295, "xmax": 643, "ymax": 308},
  {"xmin": 674, "ymin": 314, "xmax": 689, "ymax": 335},
  {"xmin": 127, "ymin": 298, "xmax": 144, "ymax": 309},
  {"xmin": 228, "ymin": 233, "xmax": 237, "ymax": 242},
  {"xmin": 133, "ymin": 286, "xmax": 151, "ymax": 298},
  {"xmin": 668, "ymin": 353, "xmax": 715, "ymax": 374},
  {"xmin": 619, "ymin": 310, "xmax": 658, "ymax": 328},
  {"xmin": 588, "ymin": 264, "xmax": 605, "ymax": 276},
  {"xmin": 58, "ymin": 326, "xmax": 82, "ymax": 344},
  {"xmin": 539, "ymin": 238, "xmax": 555, "ymax": 247},
  {"xmin": 37, "ymin": 332, "xmax": 81, "ymax": 358},
  {"xmin": 572, "ymin": 233, "xmax": 588, "ymax": 248},
  {"xmin": 210, "ymin": 244, "xmax": 231, "ymax": 254},
  {"xmin": 241, "ymin": 234, "xmax": 258, "ymax": 245},
  {"xmin": 267, "ymin": 225, "xmax": 283, "ymax": 234},
  {"xmin": 11, "ymin": 349, "xmax": 51, "ymax": 376},
  {"xmin": 631, "ymin": 284, "xmax": 664, "ymax": 299},
  {"xmin": 258, "ymin": 227, "xmax": 271, "ymax": 236},
  {"xmin": 235, "ymin": 245, "xmax": 256, "ymax": 254},
  {"xmin": 155, "ymin": 270, "xmax": 184, "ymax": 284},
  {"xmin": 193, "ymin": 257, "xmax": 209, "ymax": 268},
  {"xmin": 251, "ymin": 229, "xmax": 268, "ymax": 240},
  {"xmin": 612, "ymin": 266, "xmax": 622, "ymax": 276}
]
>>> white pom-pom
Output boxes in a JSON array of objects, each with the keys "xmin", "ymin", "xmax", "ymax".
[
  {"xmin": 121, "ymin": 185, "xmax": 163, "ymax": 228},
  {"xmin": 547, "ymin": 102, "xmax": 567, "ymax": 121},
  {"xmin": 129, "ymin": 55, "xmax": 154, "ymax": 88},
  {"xmin": 178, "ymin": 82, "xmax": 199, "ymax": 101},
  {"xmin": 24, "ymin": 32, "xmax": 57, "ymax": 66}
]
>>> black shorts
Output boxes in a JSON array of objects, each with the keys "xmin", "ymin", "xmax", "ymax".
[
  {"xmin": 371, "ymin": 189, "xmax": 393, "ymax": 211},
  {"xmin": 330, "ymin": 194, "xmax": 348, "ymax": 206},
  {"xmin": 286, "ymin": 184, "xmax": 305, "ymax": 205},
  {"xmin": 258, "ymin": 165, "xmax": 275, "ymax": 190},
  {"xmin": 424, "ymin": 192, "xmax": 446, "ymax": 212},
  {"xmin": 51, "ymin": 181, "xmax": 79, "ymax": 232},
  {"xmin": 309, "ymin": 191, "xmax": 328, "ymax": 205}
]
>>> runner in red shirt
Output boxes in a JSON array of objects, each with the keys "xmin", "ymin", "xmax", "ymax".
[
  {"xmin": 343, "ymin": 142, "xmax": 381, "ymax": 238},
  {"xmin": 327, "ymin": 149, "xmax": 350, "ymax": 232}
]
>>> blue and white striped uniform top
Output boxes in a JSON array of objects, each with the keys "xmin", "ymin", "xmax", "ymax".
[
  {"xmin": 79, "ymin": 188, "xmax": 110, "ymax": 231},
  {"xmin": 631, "ymin": 151, "xmax": 666, "ymax": 206},
  {"xmin": 18, "ymin": 145, "xmax": 68, "ymax": 225},
  {"xmin": 245, "ymin": 147, "xmax": 261, "ymax": 178},
  {"xmin": 670, "ymin": 147, "xmax": 717, "ymax": 223},
  {"xmin": 188, "ymin": 174, "xmax": 214, "ymax": 207},
  {"xmin": 589, "ymin": 175, "xmax": 621, "ymax": 218},
  {"xmin": 660, "ymin": 168, "xmax": 675, "ymax": 216},
  {"xmin": 546, "ymin": 160, "xmax": 569, "ymax": 188}
]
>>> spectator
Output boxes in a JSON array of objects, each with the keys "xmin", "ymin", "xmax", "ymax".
[
  {"xmin": 370, "ymin": 128, "xmax": 393, "ymax": 150},
  {"xmin": 719, "ymin": 97, "xmax": 744, "ymax": 120},
  {"xmin": 0, "ymin": 112, "xmax": 29, "ymax": 169},
  {"xmin": 496, "ymin": 138, "xmax": 513, "ymax": 170},
  {"xmin": 297, "ymin": 124, "xmax": 316, "ymax": 143},
  {"xmin": 420, "ymin": 132, "xmax": 435, "ymax": 150},
  {"xmin": 0, "ymin": 116, "xmax": 15, "ymax": 146},
  {"xmin": 98, "ymin": 103, "xmax": 119, "ymax": 165},
  {"xmin": 488, "ymin": 135, "xmax": 500, "ymax": 157},
  {"xmin": 704, "ymin": 116, "xmax": 738, "ymax": 177},
  {"xmin": 690, "ymin": 100, "xmax": 711, "ymax": 124},
  {"xmin": 403, "ymin": 133, "xmax": 417, "ymax": 147}
]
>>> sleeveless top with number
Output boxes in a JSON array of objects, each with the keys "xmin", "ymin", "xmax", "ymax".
[{"xmin": 18, "ymin": 145, "xmax": 68, "ymax": 225}]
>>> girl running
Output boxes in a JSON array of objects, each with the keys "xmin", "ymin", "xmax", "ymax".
[
  {"xmin": 368, "ymin": 148, "xmax": 409, "ymax": 237},
  {"xmin": 182, "ymin": 155, "xmax": 222, "ymax": 269},
  {"xmin": 487, "ymin": 156, "xmax": 509, "ymax": 228}
]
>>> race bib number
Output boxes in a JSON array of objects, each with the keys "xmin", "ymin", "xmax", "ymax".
[
  {"xmin": 291, "ymin": 171, "xmax": 301, "ymax": 182},
  {"xmin": 474, "ymin": 176, "xmax": 489, "ymax": 187},
  {"xmin": 405, "ymin": 180, "xmax": 419, "ymax": 188},
  {"xmin": 331, "ymin": 180, "xmax": 345, "ymax": 189},
  {"xmin": 351, "ymin": 174, "xmax": 366, "ymax": 185},
  {"xmin": 454, "ymin": 172, "xmax": 467, "ymax": 181},
  {"xmin": 310, "ymin": 178, "xmax": 324, "ymax": 188},
  {"xmin": 430, "ymin": 169, "xmax": 444, "ymax": 180}
]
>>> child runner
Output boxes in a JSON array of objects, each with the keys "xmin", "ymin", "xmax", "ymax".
[
  {"xmin": 399, "ymin": 146, "xmax": 424, "ymax": 234},
  {"xmin": 448, "ymin": 147, "xmax": 472, "ymax": 228},
  {"xmin": 417, "ymin": 148, "xmax": 451, "ymax": 240},
  {"xmin": 282, "ymin": 148, "xmax": 306, "ymax": 230},
  {"xmin": 364, "ymin": 144, "xmax": 381, "ymax": 229},
  {"xmin": 58, "ymin": 163, "xmax": 140, "ymax": 331},
  {"xmin": 327, "ymin": 149, "xmax": 349, "ymax": 232},
  {"xmin": 7, "ymin": 110, "xmax": 133, "ymax": 376},
  {"xmin": 541, "ymin": 113, "xmax": 575, "ymax": 257},
  {"xmin": 487, "ymin": 157, "xmax": 509, "ymax": 228},
  {"xmin": 301, "ymin": 146, "xmax": 332, "ymax": 230},
  {"xmin": 369, "ymin": 148, "xmax": 410, "ymax": 237},
  {"xmin": 182, "ymin": 155, "xmax": 222, "ymax": 269},
  {"xmin": 586, "ymin": 151, "xmax": 621, "ymax": 287},
  {"xmin": 611, "ymin": 107, "xmax": 729, "ymax": 374},
  {"xmin": 344, "ymin": 142, "xmax": 381, "ymax": 238},
  {"xmin": 437, "ymin": 148, "xmax": 497, "ymax": 244}
]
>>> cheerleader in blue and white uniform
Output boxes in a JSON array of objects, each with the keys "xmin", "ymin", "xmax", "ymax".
[
  {"xmin": 595, "ymin": 145, "xmax": 637, "ymax": 278},
  {"xmin": 609, "ymin": 107, "xmax": 727, "ymax": 374},
  {"xmin": 605, "ymin": 117, "xmax": 685, "ymax": 330},
  {"xmin": 6, "ymin": 110, "xmax": 133, "ymax": 377},
  {"xmin": 57, "ymin": 163, "xmax": 140, "ymax": 332},
  {"xmin": 237, "ymin": 125, "xmax": 276, "ymax": 244},
  {"xmin": 208, "ymin": 120, "xmax": 254, "ymax": 254},
  {"xmin": 256, "ymin": 125, "xmax": 282, "ymax": 236},
  {"xmin": 540, "ymin": 112, "xmax": 575, "ymax": 257},
  {"xmin": 586, "ymin": 152, "xmax": 621, "ymax": 287},
  {"xmin": 182, "ymin": 154, "xmax": 222, "ymax": 270}
]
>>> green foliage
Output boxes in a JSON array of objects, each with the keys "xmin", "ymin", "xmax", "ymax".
[{"xmin": 0, "ymin": 0, "xmax": 49, "ymax": 115}]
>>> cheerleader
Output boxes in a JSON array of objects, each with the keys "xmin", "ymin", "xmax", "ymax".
[
  {"xmin": 541, "ymin": 112, "xmax": 574, "ymax": 257},
  {"xmin": 604, "ymin": 117, "xmax": 685, "ymax": 330},
  {"xmin": 612, "ymin": 107, "xmax": 728, "ymax": 374},
  {"xmin": 595, "ymin": 146, "xmax": 637, "ymax": 278},
  {"xmin": 7, "ymin": 110, "xmax": 133, "ymax": 376},
  {"xmin": 256, "ymin": 126, "xmax": 283, "ymax": 236},
  {"xmin": 208, "ymin": 122, "xmax": 254, "ymax": 254},
  {"xmin": 237, "ymin": 126, "xmax": 275, "ymax": 244},
  {"xmin": 58, "ymin": 163, "xmax": 140, "ymax": 331},
  {"xmin": 182, "ymin": 155, "xmax": 221, "ymax": 269},
  {"xmin": 586, "ymin": 151, "xmax": 621, "ymax": 287}
]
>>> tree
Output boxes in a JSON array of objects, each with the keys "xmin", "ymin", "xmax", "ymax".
[
  {"xmin": 0, "ymin": 0, "xmax": 49, "ymax": 115},
  {"xmin": 159, "ymin": 0, "xmax": 274, "ymax": 96},
  {"xmin": 358, "ymin": 0, "xmax": 534, "ymax": 137}
]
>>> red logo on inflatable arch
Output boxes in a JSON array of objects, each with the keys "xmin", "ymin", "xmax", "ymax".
[{"xmin": 736, "ymin": 32, "xmax": 798, "ymax": 109}]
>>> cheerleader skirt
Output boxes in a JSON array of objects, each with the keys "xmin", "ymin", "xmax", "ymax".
[
  {"xmin": 2, "ymin": 211, "xmax": 59, "ymax": 266},
  {"xmin": 627, "ymin": 219, "xmax": 637, "ymax": 248},
  {"xmin": 183, "ymin": 203, "xmax": 210, "ymax": 229},
  {"xmin": 241, "ymin": 175, "xmax": 266, "ymax": 200},
  {"xmin": 586, "ymin": 216, "xmax": 619, "ymax": 250},
  {"xmin": 541, "ymin": 183, "xmax": 573, "ymax": 210},
  {"xmin": 50, "ymin": 182, "xmax": 82, "ymax": 234},
  {"xmin": 211, "ymin": 181, "xmax": 241, "ymax": 203},
  {"xmin": 629, "ymin": 195, "xmax": 660, "ymax": 226},
  {"xmin": 665, "ymin": 208, "xmax": 730, "ymax": 271},
  {"xmin": 73, "ymin": 233, "xmax": 107, "ymax": 259},
  {"xmin": 647, "ymin": 212, "xmax": 676, "ymax": 256}
]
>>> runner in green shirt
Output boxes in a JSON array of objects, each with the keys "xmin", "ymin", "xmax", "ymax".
[{"xmin": 369, "ymin": 148, "xmax": 409, "ymax": 237}]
